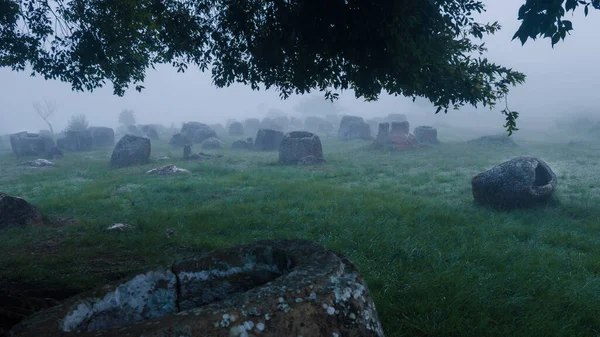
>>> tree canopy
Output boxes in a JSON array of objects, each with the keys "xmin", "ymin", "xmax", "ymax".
[{"xmin": 1, "ymin": 1, "xmax": 596, "ymax": 133}]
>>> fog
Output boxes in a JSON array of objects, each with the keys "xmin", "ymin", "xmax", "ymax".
[{"xmin": 1, "ymin": 0, "xmax": 599, "ymax": 135}]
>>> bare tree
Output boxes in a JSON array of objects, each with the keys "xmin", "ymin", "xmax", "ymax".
[{"xmin": 33, "ymin": 99, "xmax": 57, "ymax": 139}]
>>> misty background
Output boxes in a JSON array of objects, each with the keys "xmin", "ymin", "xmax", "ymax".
[{"xmin": 0, "ymin": 0, "xmax": 598, "ymax": 136}]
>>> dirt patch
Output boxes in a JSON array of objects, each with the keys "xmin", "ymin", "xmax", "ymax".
[
  {"xmin": 0, "ymin": 279, "xmax": 80, "ymax": 337},
  {"xmin": 45, "ymin": 215, "xmax": 78, "ymax": 227}
]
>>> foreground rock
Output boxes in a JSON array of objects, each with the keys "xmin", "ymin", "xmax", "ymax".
[
  {"xmin": 17, "ymin": 159, "xmax": 55, "ymax": 167},
  {"xmin": 338, "ymin": 115, "xmax": 370, "ymax": 140},
  {"xmin": 10, "ymin": 132, "xmax": 54, "ymax": 158},
  {"xmin": 109, "ymin": 135, "xmax": 151, "ymax": 168},
  {"xmin": 279, "ymin": 131, "xmax": 324, "ymax": 165},
  {"xmin": 255, "ymin": 129, "xmax": 285, "ymax": 151},
  {"xmin": 472, "ymin": 156, "xmax": 557, "ymax": 209},
  {"xmin": 10, "ymin": 239, "xmax": 384, "ymax": 337},
  {"xmin": 146, "ymin": 164, "xmax": 190, "ymax": 175},
  {"xmin": 0, "ymin": 193, "xmax": 44, "ymax": 228}
]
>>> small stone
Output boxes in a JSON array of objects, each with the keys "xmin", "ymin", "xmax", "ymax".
[
  {"xmin": 105, "ymin": 223, "xmax": 134, "ymax": 231},
  {"xmin": 327, "ymin": 307, "xmax": 335, "ymax": 315},
  {"xmin": 295, "ymin": 298, "xmax": 303, "ymax": 303},
  {"xmin": 278, "ymin": 297, "xmax": 284, "ymax": 303},
  {"xmin": 243, "ymin": 321, "xmax": 254, "ymax": 330},
  {"xmin": 256, "ymin": 322, "xmax": 265, "ymax": 332},
  {"xmin": 264, "ymin": 313, "xmax": 271, "ymax": 321},
  {"xmin": 349, "ymin": 313, "xmax": 357, "ymax": 320}
]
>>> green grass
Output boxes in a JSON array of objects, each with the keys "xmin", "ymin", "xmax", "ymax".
[{"xmin": 2, "ymin": 133, "xmax": 600, "ymax": 337}]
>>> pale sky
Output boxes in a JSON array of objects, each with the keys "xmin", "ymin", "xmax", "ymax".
[{"xmin": 0, "ymin": 0, "xmax": 598, "ymax": 134}]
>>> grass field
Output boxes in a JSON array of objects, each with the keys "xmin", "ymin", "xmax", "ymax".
[{"xmin": 2, "ymin": 129, "xmax": 600, "ymax": 336}]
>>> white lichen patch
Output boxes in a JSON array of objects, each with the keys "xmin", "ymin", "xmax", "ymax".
[
  {"xmin": 247, "ymin": 307, "xmax": 260, "ymax": 316},
  {"xmin": 229, "ymin": 321, "xmax": 254, "ymax": 337},
  {"xmin": 62, "ymin": 269, "xmax": 177, "ymax": 332},
  {"xmin": 277, "ymin": 299, "xmax": 291, "ymax": 313},
  {"xmin": 219, "ymin": 314, "xmax": 234, "ymax": 328}
]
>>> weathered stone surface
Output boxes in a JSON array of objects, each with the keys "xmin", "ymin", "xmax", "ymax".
[
  {"xmin": 289, "ymin": 117, "xmax": 304, "ymax": 130},
  {"xmin": 304, "ymin": 116, "xmax": 335, "ymax": 133},
  {"xmin": 169, "ymin": 133, "xmax": 190, "ymax": 147},
  {"xmin": 414, "ymin": 126, "xmax": 438, "ymax": 144},
  {"xmin": 57, "ymin": 130, "xmax": 93, "ymax": 152},
  {"xmin": 127, "ymin": 125, "xmax": 144, "ymax": 137},
  {"xmin": 11, "ymin": 240, "xmax": 384, "ymax": 337},
  {"xmin": 279, "ymin": 131, "xmax": 324, "ymax": 165},
  {"xmin": 109, "ymin": 135, "xmax": 151, "ymax": 168},
  {"xmin": 468, "ymin": 134, "xmax": 517, "ymax": 147},
  {"xmin": 324, "ymin": 114, "xmax": 341, "ymax": 128},
  {"xmin": 209, "ymin": 124, "xmax": 226, "ymax": 136},
  {"xmin": 375, "ymin": 123, "xmax": 416, "ymax": 150},
  {"xmin": 231, "ymin": 139, "xmax": 253, "ymax": 150},
  {"xmin": 271, "ymin": 116, "xmax": 289, "ymax": 131},
  {"xmin": 146, "ymin": 164, "xmax": 190, "ymax": 175},
  {"xmin": 45, "ymin": 146, "xmax": 63, "ymax": 159},
  {"xmin": 386, "ymin": 114, "xmax": 407, "ymax": 123},
  {"xmin": 9, "ymin": 132, "xmax": 53, "ymax": 158},
  {"xmin": 375, "ymin": 123, "xmax": 391, "ymax": 148},
  {"xmin": 243, "ymin": 118, "xmax": 261, "ymax": 133},
  {"xmin": 201, "ymin": 137, "xmax": 224, "ymax": 150},
  {"xmin": 17, "ymin": 159, "xmax": 55, "ymax": 167},
  {"xmin": 38, "ymin": 130, "xmax": 52, "ymax": 138},
  {"xmin": 260, "ymin": 117, "xmax": 283, "ymax": 131},
  {"xmin": 181, "ymin": 122, "xmax": 217, "ymax": 144},
  {"xmin": 472, "ymin": 156, "xmax": 557, "ymax": 209},
  {"xmin": 338, "ymin": 115, "xmax": 370, "ymax": 140},
  {"xmin": 88, "ymin": 127, "xmax": 115, "ymax": 148},
  {"xmin": 0, "ymin": 193, "xmax": 44, "ymax": 228},
  {"xmin": 183, "ymin": 144, "xmax": 193, "ymax": 159},
  {"xmin": 255, "ymin": 129, "xmax": 284, "ymax": 151},
  {"xmin": 298, "ymin": 155, "xmax": 324, "ymax": 165},
  {"xmin": 228, "ymin": 122, "xmax": 244, "ymax": 136},
  {"xmin": 140, "ymin": 125, "xmax": 159, "ymax": 140},
  {"xmin": 389, "ymin": 121, "xmax": 409, "ymax": 136}
]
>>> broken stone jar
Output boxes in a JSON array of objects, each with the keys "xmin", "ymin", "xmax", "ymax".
[{"xmin": 10, "ymin": 239, "xmax": 385, "ymax": 337}]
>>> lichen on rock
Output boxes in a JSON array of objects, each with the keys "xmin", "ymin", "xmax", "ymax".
[{"xmin": 11, "ymin": 240, "xmax": 385, "ymax": 337}]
